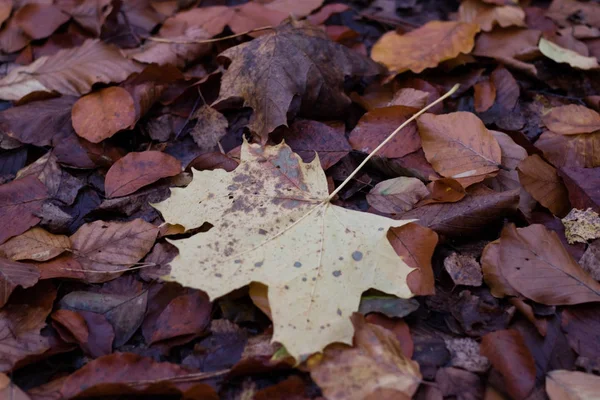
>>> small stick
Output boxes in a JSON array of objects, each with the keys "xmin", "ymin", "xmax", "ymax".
[
  {"xmin": 326, "ymin": 83, "xmax": 460, "ymax": 201},
  {"xmin": 144, "ymin": 26, "xmax": 274, "ymax": 45}
]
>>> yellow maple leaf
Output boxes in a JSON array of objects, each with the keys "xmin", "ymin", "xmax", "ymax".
[{"xmin": 153, "ymin": 139, "xmax": 415, "ymax": 360}]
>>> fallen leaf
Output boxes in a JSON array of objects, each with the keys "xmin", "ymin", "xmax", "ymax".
[
  {"xmin": 0, "ymin": 281, "xmax": 56, "ymax": 372},
  {"xmin": 309, "ymin": 314, "xmax": 421, "ymax": 400},
  {"xmin": 285, "ymin": 120, "xmax": 351, "ymax": 170},
  {"xmin": 561, "ymin": 305, "xmax": 600, "ymax": 359},
  {"xmin": 400, "ymin": 186, "xmax": 519, "ymax": 237},
  {"xmin": 51, "ymin": 309, "xmax": 115, "ymax": 358},
  {"xmin": 443, "ymin": 252, "xmax": 483, "ymax": 286},
  {"xmin": 0, "ymin": 175, "xmax": 47, "ymax": 245},
  {"xmin": 153, "ymin": 140, "xmax": 414, "ymax": 360},
  {"xmin": 389, "ymin": 88, "xmax": 429, "ymax": 109},
  {"xmin": 359, "ymin": 296, "xmax": 419, "ymax": 319},
  {"xmin": 14, "ymin": 3, "xmax": 69, "ymax": 41},
  {"xmin": 69, "ymin": 219, "xmax": 159, "ymax": 282},
  {"xmin": 420, "ymin": 178, "xmax": 466, "ymax": 205},
  {"xmin": 473, "ymin": 28, "xmax": 541, "ymax": 75},
  {"xmin": 459, "ymin": 0, "xmax": 526, "ymax": 31},
  {"xmin": 480, "ymin": 329, "xmax": 536, "ymax": 399},
  {"xmin": 371, "ymin": 21, "xmax": 479, "ymax": 76},
  {"xmin": 0, "ymin": 39, "xmax": 138, "ymax": 101},
  {"xmin": 546, "ymin": 0, "xmax": 600, "ymax": 29},
  {"xmin": 444, "ymin": 337, "xmax": 490, "ymax": 373},
  {"xmin": 579, "ymin": 240, "xmax": 600, "ymax": 281},
  {"xmin": 417, "ymin": 111, "xmax": 502, "ymax": 187},
  {"xmin": 435, "ymin": 367, "xmax": 485, "ymax": 400},
  {"xmin": 367, "ymin": 177, "xmax": 429, "ymax": 214},
  {"xmin": 217, "ymin": 21, "xmax": 382, "ymax": 142},
  {"xmin": 474, "ymin": 77, "xmax": 496, "ymax": 112},
  {"xmin": 60, "ymin": 0, "xmax": 113, "ymax": 36},
  {"xmin": 496, "ymin": 224, "xmax": 600, "ymax": 305},
  {"xmin": 27, "ymin": 352, "xmax": 218, "ymax": 399},
  {"xmin": 489, "ymin": 65, "xmax": 520, "ymax": 111},
  {"xmin": 104, "ymin": 151, "xmax": 181, "ymax": 198},
  {"xmin": 539, "ymin": 37, "xmax": 600, "ymax": 70},
  {"xmin": 0, "ymin": 257, "xmax": 39, "ymax": 308},
  {"xmin": 542, "ymin": 104, "xmax": 600, "ymax": 135},
  {"xmin": 535, "ymin": 130, "xmax": 600, "ymax": 168},
  {"xmin": 190, "ymin": 105, "xmax": 228, "ymax": 152},
  {"xmin": 349, "ymin": 106, "xmax": 421, "ymax": 158},
  {"xmin": 562, "ymin": 208, "xmax": 600, "ymax": 244},
  {"xmin": 559, "ymin": 167, "xmax": 600, "ymax": 212},
  {"xmin": 481, "ymin": 239, "xmax": 519, "ymax": 298},
  {"xmin": 546, "ymin": 370, "xmax": 600, "ymax": 400},
  {"xmin": 517, "ymin": 154, "xmax": 571, "ymax": 217},
  {"xmin": 0, "ymin": 227, "xmax": 69, "ymax": 261},
  {"xmin": 487, "ymin": 130, "xmax": 527, "ymax": 192}
]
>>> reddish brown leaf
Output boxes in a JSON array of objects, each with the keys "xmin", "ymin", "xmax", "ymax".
[
  {"xmin": 536, "ymin": 130, "xmax": 600, "ymax": 168},
  {"xmin": 561, "ymin": 305, "xmax": 600, "ymax": 359},
  {"xmin": 104, "ymin": 151, "xmax": 181, "ymax": 198},
  {"xmin": 389, "ymin": 88, "xmax": 429, "ymax": 109},
  {"xmin": 400, "ymin": 186, "xmax": 519, "ymax": 237},
  {"xmin": 473, "ymin": 28, "xmax": 541, "ymax": 75},
  {"xmin": 458, "ymin": 0, "xmax": 525, "ymax": 31},
  {"xmin": 28, "ymin": 352, "xmax": 218, "ymax": 399},
  {"xmin": 480, "ymin": 329, "xmax": 536, "ymax": 399},
  {"xmin": 498, "ymin": 224, "xmax": 600, "ymax": 305},
  {"xmin": 418, "ymin": 112, "xmax": 502, "ymax": 188},
  {"xmin": 517, "ymin": 154, "xmax": 571, "ymax": 217},
  {"xmin": 559, "ymin": 167, "xmax": 600, "ymax": 212},
  {"xmin": 253, "ymin": 375, "xmax": 311, "ymax": 400},
  {"xmin": 474, "ymin": 78, "xmax": 496, "ymax": 112},
  {"xmin": 481, "ymin": 240, "xmax": 519, "ymax": 298},
  {"xmin": 69, "ymin": 219, "xmax": 159, "ymax": 282},
  {"xmin": 388, "ymin": 223, "xmax": 437, "ymax": 296},
  {"xmin": 421, "ymin": 178, "xmax": 466, "ymax": 205},
  {"xmin": 0, "ymin": 227, "xmax": 69, "ymax": 262},
  {"xmin": 51, "ymin": 309, "xmax": 114, "ymax": 358},
  {"xmin": 487, "ymin": 130, "xmax": 527, "ymax": 192},
  {"xmin": 188, "ymin": 152, "xmax": 239, "ymax": 172},
  {"xmin": 490, "ymin": 65, "xmax": 520, "ymax": 111},
  {"xmin": 349, "ymin": 106, "xmax": 420, "ymax": 158},
  {"xmin": 0, "ymin": 175, "xmax": 47, "ymax": 244},
  {"xmin": 0, "ymin": 373, "xmax": 30, "ymax": 400},
  {"xmin": 285, "ymin": 120, "xmax": 351, "ymax": 170},
  {"xmin": 0, "ymin": 281, "xmax": 56, "ymax": 372},
  {"xmin": 364, "ymin": 314, "xmax": 414, "ymax": 359},
  {"xmin": 14, "ymin": 4, "xmax": 69, "ymax": 40},
  {"xmin": 59, "ymin": 0, "xmax": 113, "ymax": 36},
  {"xmin": 367, "ymin": 177, "xmax": 429, "ymax": 214},
  {"xmin": 0, "ymin": 257, "xmax": 39, "ymax": 308},
  {"xmin": 543, "ymin": 104, "xmax": 600, "ymax": 135}
]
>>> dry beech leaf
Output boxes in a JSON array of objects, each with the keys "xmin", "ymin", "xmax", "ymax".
[
  {"xmin": 0, "ymin": 39, "xmax": 138, "ymax": 101},
  {"xmin": 539, "ymin": 38, "xmax": 600, "ymax": 70},
  {"xmin": 474, "ymin": 78, "xmax": 496, "ymax": 112},
  {"xmin": 371, "ymin": 21, "xmax": 479, "ymax": 76},
  {"xmin": 309, "ymin": 314, "xmax": 421, "ymax": 400},
  {"xmin": 487, "ymin": 130, "xmax": 527, "ymax": 192},
  {"xmin": 535, "ymin": 130, "xmax": 600, "ymax": 168},
  {"xmin": 559, "ymin": 167, "xmax": 600, "ymax": 212},
  {"xmin": 497, "ymin": 224, "xmax": 600, "ymax": 305},
  {"xmin": 480, "ymin": 329, "xmax": 536, "ymax": 399},
  {"xmin": 481, "ymin": 239, "xmax": 519, "ymax": 298},
  {"xmin": 285, "ymin": 120, "xmax": 351, "ymax": 170},
  {"xmin": 542, "ymin": 104, "xmax": 600, "ymax": 135},
  {"xmin": 367, "ymin": 177, "xmax": 429, "ymax": 214},
  {"xmin": 389, "ymin": 88, "xmax": 429, "ymax": 109},
  {"xmin": 517, "ymin": 154, "xmax": 571, "ymax": 217},
  {"xmin": 458, "ymin": 0, "xmax": 526, "ymax": 31},
  {"xmin": 417, "ymin": 112, "xmax": 502, "ymax": 188},
  {"xmin": 153, "ymin": 140, "xmax": 414, "ymax": 360},
  {"xmin": 0, "ymin": 373, "xmax": 30, "ymax": 400},
  {"xmin": 0, "ymin": 227, "xmax": 70, "ymax": 261},
  {"xmin": 0, "ymin": 175, "xmax": 47, "ymax": 245},
  {"xmin": 546, "ymin": 370, "xmax": 600, "ymax": 400},
  {"xmin": 349, "ymin": 106, "xmax": 421, "ymax": 159},
  {"xmin": 421, "ymin": 178, "xmax": 466, "ymax": 205},
  {"xmin": 14, "ymin": 3, "xmax": 69, "ymax": 41},
  {"xmin": 0, "ymin": 257, "xmax": 39, "ymax": 308},
  {"xmin": 217, "ymin": 21, "xmax": 382, "ymax": 142},
  {"xmin": 104, "ymin": 151, "xmax": 181, "ymax": 198},
  {"xmin": 473, "ymin": 28, "xmax": 541, "ymax": 76},
  {"xmin": 69, "ymin": 219, "xmax": 159, "ymax": 283},
  {"xmin": 60, "ymin": 0, "xmax": 113, "ymax": 36}
]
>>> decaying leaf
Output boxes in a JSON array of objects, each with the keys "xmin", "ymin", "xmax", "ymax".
[
  {"xmin": 153, "ymin": 140, "xmax": 414, "ymax": 360},
  {"xmin": 217, "ymin": 21, "xmax": 382, "ymax": 142},
  {"xmin": 190, "ymin": 105, "xmax": 229, "ymax": 152},
  {"xmin": 417, "ymin": 112, "xmax": 502, "ymax": 187},
  {"xmin": 539, "ymin": 38, "xmax": 600, "ymax": 70},
  {"xmin": 0, "ymin": 39, "xmax": 138, "ymax": 101},
  {"xmin": 443, "ymin": 252, "xmax": 483, "ymax": 286},
  {"xmin": 562, "ymin": 208, "xmax": 600, "ymax": 244},
  {"xmin": 309, "ymin": 314, "xmax": 421, "ymax": 400},
  {"xmin": 546, "ymin": 370, "xmax": 600, "ymax": 400},
  {"xmin": 0, "ymin": 175, "xmax": 47, "ymax": 245},
  {"xmin": 367, "ymin": 177, "xmax": 429, "ymax": 214},
  {"xmin": 371, "ymin": 21, "xmax": 479, "ymax": 76},
  {"xmin": 285, "ymin": 120, "xmax": 351, "ymax": 170}
]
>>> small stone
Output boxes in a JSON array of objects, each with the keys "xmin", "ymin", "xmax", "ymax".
[
  {"xmin": 562, "ymin": 208, "xmax": 600, "ymax": 244},
  {"xmin": 443, "ymin": 252, "xmax": 483, "ymax": 286},
  {"xmin": 444, "ymin": 338, "xmax": 490, "ymax": 373}
]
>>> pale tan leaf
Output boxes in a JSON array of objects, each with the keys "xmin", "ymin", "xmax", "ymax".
[
  {"xmin": 367, "ymin": 177, "xmax": 429, "ymax": 214},
  {"xmin": 0, "ymin": 39, "xmax": 139, "ymax": 101},
  {"xmin": 542, "ymin": 104, "xmax": 600, "ymax": 135},
  {"xmin": 459, "ymin": 0, "xmax": 526, "ymax": 31},
  {"xmin": 546, "ymin": 370, "xmax": 600, "ymax": 400},
  {"xmin": 153, "ymin": 140, "xmax": 414, "ymax": 360},
  {"xmin": 0, "ymin": 227, "xmax": 70, "ymax": 261},
  {"xmin": 417, "ymin": 112, "xmax": 502, "ymax": 188},
  {"xmin": 539, "ymin": 37, "xmax": 600, "ymax": 70}
]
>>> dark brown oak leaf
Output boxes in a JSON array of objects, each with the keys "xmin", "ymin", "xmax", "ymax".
[{"xmin": 216, "ymin": 20, "xmax": 383, "ymax": 142}]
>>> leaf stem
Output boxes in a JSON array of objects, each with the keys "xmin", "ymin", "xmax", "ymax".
[
  {"xmin": 326, "ymin": 83, "xmax": 460, "ymax": 201},
  {"xmin": 144, "ymin": 26, "xmax": 274, "ymax": 45}
]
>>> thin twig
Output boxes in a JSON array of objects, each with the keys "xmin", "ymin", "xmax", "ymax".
[
  {"xmin": 326, "ymin": 84, "xmax": 460, "ymax": 201},
  {"xmin": 144, "ymin": 26, "xmax": 274, "ymax": 45}
]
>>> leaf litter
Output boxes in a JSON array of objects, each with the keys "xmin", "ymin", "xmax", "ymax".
[{"xmin": 0, "ymin": 0, "xmax": 599, "ymax": 398}]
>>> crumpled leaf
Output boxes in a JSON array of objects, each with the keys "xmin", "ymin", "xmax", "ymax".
[
  {"xmin": 371, "ymin": 21, "xmax": 479, "ymax": 76},
  {"xmin": 542, "ymin": 104, "xmax": 600, "ymax": 135},
  {"xmin": 0, "ymin": 39, "xmax": 138, "ymax": 101},
  {"xmin": 216, "ymin": 21, "xmax": 382, "ymax": 142},
  {"xmin": 153, "ymin": 140, "xmax": 414, "ymax": 360},
  {"xmin": 417, "ymin": 111, "xmax": 502, "ymax": 188},
  {"xmin": 309, "ymin": 314, "xmax": 421, "ymax": 400},
  {"xmin": 562, "ymin": 208, "xmax": 600, "ymax": 244},
  {"xmin": 546, "ymin": 370, "xmax": 600, "ymax": 400},
  {"xmin": 539, "ymin": 37, "xmax": 600, "ymax": 70}
]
